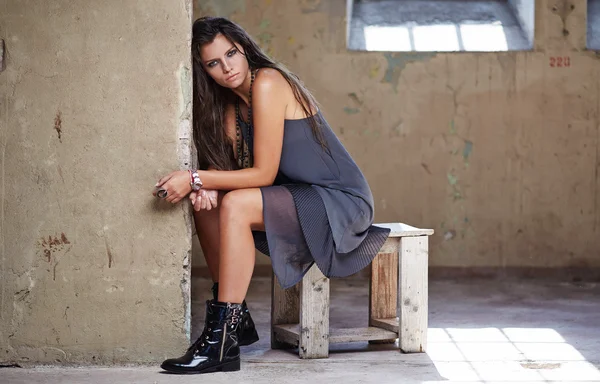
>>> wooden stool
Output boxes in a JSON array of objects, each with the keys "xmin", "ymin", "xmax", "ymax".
[{"xmin": 270, "ymin": 223, "xmax": 434, "ymax": 359}]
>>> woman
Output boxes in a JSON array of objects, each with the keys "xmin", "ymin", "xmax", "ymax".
[{"xmin": 155, "ymin": 16, "xmax": 390, "ymax": 374}]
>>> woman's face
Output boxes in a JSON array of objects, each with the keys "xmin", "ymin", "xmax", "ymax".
[{"xmin": 200, "ymin": 33, "xmax": 249, "ymax": 89}]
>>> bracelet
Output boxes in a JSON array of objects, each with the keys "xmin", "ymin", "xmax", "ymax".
[{"xmin": 189, "ymin": 169, "xmax": 203, "ymax": 191}]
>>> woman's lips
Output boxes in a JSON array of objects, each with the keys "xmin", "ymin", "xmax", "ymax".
[{"xmin": 226, "ymin": 73, "xmax": 239, "ymax": 82}]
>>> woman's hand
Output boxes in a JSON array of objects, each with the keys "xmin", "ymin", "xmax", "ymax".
[
  {"xmin": 154, "ymin": 170, "xmax": 192, "ymax": 204},
  {"xmin": 189, "ymin": 189, "xmax": 219, "ymax": 211}
]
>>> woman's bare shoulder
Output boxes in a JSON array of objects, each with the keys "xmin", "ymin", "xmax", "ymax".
[{"xmin": 254, "ymin": 68, "xmax": 290, "ymax": 93}]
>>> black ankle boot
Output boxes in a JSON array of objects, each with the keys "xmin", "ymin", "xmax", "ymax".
[
  {"xmin": 160, "ymin": 301, "xmax": 243, "ymax": 374},
  {"xmin": 211, "ymin": 283, "xmax": 259, "ymax": 347}
]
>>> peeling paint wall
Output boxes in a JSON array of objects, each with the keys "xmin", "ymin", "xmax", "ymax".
[
  {"xmin": 0, "ymin": 1, "xmax": 193, "ymax": 364},
  {"xmin": 193, "ymin": 0, "xmax": 600, "ymax": 270}
]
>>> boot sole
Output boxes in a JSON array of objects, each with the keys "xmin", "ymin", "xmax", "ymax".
[{"xmin": 161, "ymin": 359, "xmax": 240, "ymax": 374}]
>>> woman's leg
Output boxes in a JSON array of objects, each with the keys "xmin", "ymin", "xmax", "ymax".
[
  {"xmin": 160, "ymin": 189, "xmax": 262, "ymax": 374},
  {"xmin": 192, "ymin": 191, "xmax": 226, "ymax": 282},
  {"xmin": 194, "ymin": 190, "xmax": 260, "ymax": 346},
  {"xmin": 217, "ymin": 188, "xmax": 264, "ymax": 303}
]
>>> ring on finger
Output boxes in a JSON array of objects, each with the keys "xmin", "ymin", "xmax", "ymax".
[{"xmin": 157, "ymin": 188, "xmax": 168, "ymax": 199}]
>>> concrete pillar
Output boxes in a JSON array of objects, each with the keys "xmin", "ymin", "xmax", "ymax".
[{"xmin": 0, "ymin": 0, "xmax": 193, "ymax": 364}]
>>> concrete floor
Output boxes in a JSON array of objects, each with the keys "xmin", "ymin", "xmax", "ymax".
[
  {"xmin": 349, "ymin": 0, "xmax": 531, "ymax": 51},
  {"xmin": 2, "ymin": 275, "xmax": 600, "ymax": 383}
]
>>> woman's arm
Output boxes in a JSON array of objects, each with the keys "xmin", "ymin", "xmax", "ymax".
[
  {"xmin": 155, "ymin": 69, "xmax": 288, "ymax": 202},
  {"xmin": 198, "ymin": 69, "xmax": 287, "ymax": 190}
]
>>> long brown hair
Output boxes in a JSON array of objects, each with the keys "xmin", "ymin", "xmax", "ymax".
[{"xmin": 192, "ymin": 16, "xmax": 326, "ymax": 170}]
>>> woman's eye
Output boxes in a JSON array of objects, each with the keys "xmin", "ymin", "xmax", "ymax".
[
  {"xmin": 227, "ymin": 49, "xmax": 237, "ymax": 57},
  {"xmin": 207, "ymin": 61, "xmax": 217, "ymax": 67}
]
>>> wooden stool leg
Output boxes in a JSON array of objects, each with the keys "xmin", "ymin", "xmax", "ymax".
[
  {"xmin": 299, "ymin": 265, "xmax": 330, "ymax": 359},
  {"xmin": 271, "ymin": 271, "xmax": 299, "ymax": 349},
  {"xmin": 399, "ymin": 236, "xmax": 428, "ymax": 353},
  {"xmin": 369, "ymin": 251, "xmax": 398, "ymax": 344}
]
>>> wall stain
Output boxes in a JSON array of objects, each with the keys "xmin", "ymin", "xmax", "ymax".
[
  {"xmin": 54, "ymin": 111, "xmax": 62, "ymax": 143},
  {"xmin": 37, "ymin": 233, "xmax": 71, "ymax": 281},
  {"xmin": 38, "ymin": 233, "xmax": 71, "ymax": 263},
  {"xmin": 444, "ymin": 227, "xmax": 459, "ymax": 241},
  {"xmin": 179, "ymin": 66, "xmax": 191, "ymax": 120},
  {"xmin": 63, "ymin": 306, "xmax": 70, "ymax": 322},
  {"xmin": 197, "ymin": 0, "xmax": 246, "ymax": 17},
  {"xmin": 449, "ymin": 120, "xmax": 457, "ymax": 135},
  {"xmin": 421, "ymin": 163, "xmax": 432, "ymax": 175},
  {"xmin": 463, "ymin": 140, "xmax": 473, "ymax": 165},
  {"xmin": 57, "ymin": 164, "xmax": 65, "ymax": 184},
  {"xmin": 348, "ymin": 92, "xmax": 363, "ymax": 106},
  {"xmin": 300, "ymin": 0, "xmax": 325, "ymax": 14},
  {"xmin": 551, "ymin": 1, "xmax": 575, "ymax": 37},
  {"xmin": 447, "ymin": 172, "xmax": 462, "ymax": 200},
  {"xmin": 369, "ymin": 64, "xmax": 380, "ymax": 79},
  {"xmin": 343, "ymin": 107, "xmax": 360, "ymax": 115},
  {"xmin": 257, "ymin": 32, "xmax": 274, "ymax": 47},
  {"xmin": 104, "ymin": 238, "xmax": 114, "ymax": 268},
  {"xmin": 447, "ymin": 172, "xmax": 458, "ymax": 186},
  {"xmin": 292, "ymin": 44, "xmax": 305, "ymax": 59},
  {"xmin": 14, "ymin": 288, "xmax": 31, "ymax": 302},
  {"xmin": 390, "ymin": 118, "xmax": 404, "ymax": 137},
  {"xmin": 53, "ymin": 261, "xmax": 59, "ymax": 281},
  {"xmin": 382, "ymin": 52, "xmax": 437, "ymax": 92},
  {"xmin": 259, "ymin": 19, "xmax": 270, "ymax": 29}
]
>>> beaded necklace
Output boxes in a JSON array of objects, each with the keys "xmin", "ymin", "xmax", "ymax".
[{"xmin": 234, "ymin": 69, "xmax": 256, "ymax": 169}]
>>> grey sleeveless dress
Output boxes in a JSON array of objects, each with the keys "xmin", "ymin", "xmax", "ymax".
[{"xmin": 240, "ymin": 110, "xmax": 390, "ymax": 289}]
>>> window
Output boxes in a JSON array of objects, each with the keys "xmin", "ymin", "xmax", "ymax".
[
  {"xmin": 588, "ymin": 0, "xmax": 600, "ymax": 49},
  {"xmin": 347, "ymin": 0, "xmax": 535, "ymax": 52}
]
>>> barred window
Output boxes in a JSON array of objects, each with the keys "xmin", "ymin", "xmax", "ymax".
[{"xmin": 348, "ymin": 0, "xmax": 535, "ymax": 52}]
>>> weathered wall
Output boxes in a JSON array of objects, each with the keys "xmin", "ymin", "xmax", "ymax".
[
  {"xmin": 193, "ymin": 0, "xmax": 600, "ymax": 270},
  {"xmin": 0, "ymin": 1, "xmax": 193, "ymax": 364}
]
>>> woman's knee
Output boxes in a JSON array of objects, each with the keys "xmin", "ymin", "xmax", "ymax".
[
  {"xmin": 219, "ymin": 189, "xmax": 263, "ymax": 225},
  {"xmin": 220, "ymin": 190, "xmax": 246, "ymax": 219}
]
